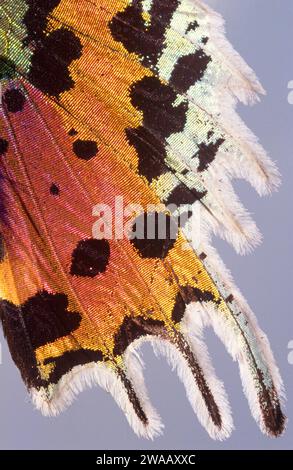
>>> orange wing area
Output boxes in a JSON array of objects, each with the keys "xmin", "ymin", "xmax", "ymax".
[{"xmin": 0, "ymin": 0, "xmax": 285, "ymax": 439}]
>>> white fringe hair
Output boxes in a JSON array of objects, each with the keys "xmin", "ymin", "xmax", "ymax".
[
  {"xmin": 31, "ymin": 354, "xmax": 163, "ymax": 440},
  {"xmin": 30, "ymin": 324, "xmax": 234, "ymax": 441}
]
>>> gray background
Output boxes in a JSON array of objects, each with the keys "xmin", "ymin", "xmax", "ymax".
[{"xmin": 0, "ymin": 0, "xmax": 292, "ymax": 450}]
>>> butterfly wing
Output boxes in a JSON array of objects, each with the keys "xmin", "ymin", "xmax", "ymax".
[{"xmin": 0, "ymin": 0, "xmax": 286, "ymax": 439}]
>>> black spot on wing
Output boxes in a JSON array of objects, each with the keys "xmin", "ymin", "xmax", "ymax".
[
  {"xmin": 109, "ymin": 0, "xmax": 180, "ymax": 69},
  {"xmin": 171, "ymin": 286, "xmax": 216, "ymax": 323},
  {"xmin": 186, "ymin": 20, "xmax": 199, "ymax": 34},
  {"xmin": 0, "ymin": 291, "xmax": 82, "ymax": 387},
  {"xmin": 171, "ymin": 291, "xmax": 186, "ymax": 323},
  {"xmin": 125, "ymin": 127, "xmax": 168, "ymax": 183},
  {"xmin": 113, "ymin": 315, "xmax": 165, "ymax": 357},
  {"xmin": 70, "ymin": 239, "xmax": 110, "ymax": 278},
  {"xmin": 3, "ymin": 89, "xmax": 26, "ymax": 113},
  {"xmin": 23, "ymin": 0, "xmax": 62, "ymax": 44},
  {"xmin": 50, "ymin": 183, "xmax": 60, "ymax": 196},
  {"xmin": 44, "ymin": 348, "xmax": 103, "ymax": 384},
  {"xmin": 68, "ymin": 128, "xmax": 78, "ymax": 136},
  {"xmin": 226, "ymin": 294, "xmax": 234, "ymax": 304},
  {"xmin": 110, "ymin": 4, "xmax": 149, "ymax": 60},
  {"xmin": 170, "ymin": 51, "xmax": 211, "ymax": 93},
  {"xmin": 1, "ymin": 291, "xmax": 81, "ymax": 349},
  {"xmin": 191, "ymin": 287, "xmax": 216, "ymax": 303},
  {"xmin": 73, "ymin": 139, "xmax": 98, "ymax": 160},
  {"xmin": 166, "ymin": 183, "xmax": 207, "ymax": 206},
  {"xmin": 24, "ymin": 2, "xmax": 81, "ymax": 98},
  {"xmin": 28, "ymin": 28, "xmax": 82, "ymax": 97},
  {"xmin": 207, "ymin": 130, "xmax": 214, "ymax": 140},
  {"xmin": 127, "ymin": 76, "xmax": 187, "ymax": 181},
  {"xmin": 130, "ymin": 212, "xmax": 178, "ymax": 259},
  {"xmin": 130, "ymin": 76, "xmax": 187, "ymax": 136},
  {"xmin": 0, "ymin": 138, "xmax": 9, "ymax": 156},
  {"xmin": 195, "ymin": 138, "xmax": 225, "ymax": 172}
]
